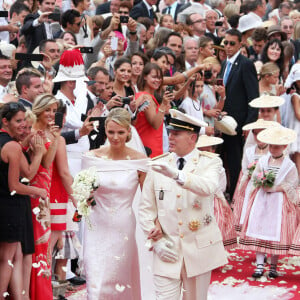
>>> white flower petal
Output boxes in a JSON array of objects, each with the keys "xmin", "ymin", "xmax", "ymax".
[
  {"xmin": 115, "ymin": 284, "xmax": 125, "ymax": 293},
  {"xmin": 8, "ymin": 260, "xmax": 14, "ymax": 268},
  {"xmin": 10, "ymin": 190, "xmax": 16, "ymax": 196},
  {"xmin": 32, "ymin": 207, "xmax": 40, "ymax": 215},
  {"xmin": 3, "ymin": 292, "xmax": 9, "ymax": 297}
]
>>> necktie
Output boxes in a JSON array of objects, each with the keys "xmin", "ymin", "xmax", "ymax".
[
  {"xmin": 167, "ymin": 6, "xmax": 171, "ymax": 14},
  {"xmin": 178, "ymin": 157, "xmax": 185, "ymax": 170},
  {"xmin": 149, "ymin": 8, "xmax": 154, "ymax": 19},
  {"xmin": 223, "ymin": 61, "xmax": 232, "ymax": 86}
]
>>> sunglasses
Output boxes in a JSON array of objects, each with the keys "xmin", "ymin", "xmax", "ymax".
[
  {"xmin": 223, "ymin": 40, "xmax": 236, "ymax": 46},
  {"xmin": 119, "ymin": 10, "xmax": 129, "ymax": 14},
  {"xmin": 283, "ymin": 25, "xmax": 293, "ymax": 29},
  {"xmin": 75, "ymin": 21, "xmax": 81, "ymax": 26}
]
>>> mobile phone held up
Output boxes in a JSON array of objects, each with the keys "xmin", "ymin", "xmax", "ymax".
[
  {"xmin": 216, "ymin": 78, "xmax": 223, "ymax": 86},
  {"xmin": 166, "ymin": 85, "xmax": 175, "ymax": 93},
  {"xmin": 55, "ymin": 112, "xmax": 64, "ymax": 128},
  {"xmin": 80, "ymin": 47, "xmax": 93, "ymax": 54}
]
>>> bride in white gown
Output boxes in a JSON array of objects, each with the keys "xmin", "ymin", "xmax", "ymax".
[{"xmin": 81, "ymin": 108, "xmax": 159, "ymax": 299}]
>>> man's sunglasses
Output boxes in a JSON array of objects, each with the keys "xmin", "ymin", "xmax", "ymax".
[{"xmin": 223, "ymin": 40, "xmax": 236, "ymax": 46}]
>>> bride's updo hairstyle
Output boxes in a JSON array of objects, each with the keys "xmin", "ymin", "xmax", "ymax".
[{"xmin": 105, "ymin": 108, "xmax": 132, "ymax": 142}]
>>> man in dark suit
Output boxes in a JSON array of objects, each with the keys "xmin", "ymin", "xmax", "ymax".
[
  {"xmin": 21, "ymin": 0, "xmax": 56, "ymax": 53},
  {"xmin": 96, "ymin": 0, "xmax": 120, "ymax": 15},
  {"xmin": 130, "ymin": 0, "xmax": 157, "ymax": 20},
  {"xmin": 221, "ymin": 29, "xmax": 259, "ymax": 200},
  {"xmin": 162, "ymin": 0, "xmax": 182, "ymax": 23}
]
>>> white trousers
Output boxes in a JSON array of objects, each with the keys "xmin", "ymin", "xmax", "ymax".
[{"xmin": 154, "ymin": 263, "xmax": 211, "ymax": 300}]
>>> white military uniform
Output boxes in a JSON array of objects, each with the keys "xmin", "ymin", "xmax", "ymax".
[{"xmin": 139, "ymin": 149, "xmax": 228, "ymax": 300}]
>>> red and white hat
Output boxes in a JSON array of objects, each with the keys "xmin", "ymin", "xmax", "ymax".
[{"xmin": 53, "ymin": 49, "xmax": 88, "ymax": 83}]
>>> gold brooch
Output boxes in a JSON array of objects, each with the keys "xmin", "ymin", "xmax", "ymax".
[{"xmin": 188, "ymin": 219, "xmax": 200, "ymax": 231}]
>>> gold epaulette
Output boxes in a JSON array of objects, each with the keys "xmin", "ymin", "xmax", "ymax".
[
  {"xmin": 200, "ymin": 151, "xmax": 219, "ymax": 158},
  {"xmin": 151, "ymin": 152, "xmax": 170, "ymax": 161}
]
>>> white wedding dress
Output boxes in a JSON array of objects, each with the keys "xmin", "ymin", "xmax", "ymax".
[{"xmin": 82, "ymin": 153, "xmax": 149, "ymax": 300}]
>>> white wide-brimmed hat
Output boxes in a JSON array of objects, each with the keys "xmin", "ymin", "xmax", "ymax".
[
  {"xmin": 257, "ymin": 126, "xmax": 297, "ymax": 145},
  {"xmin": 249, "ymin": 95, "xmax": 285, "ymax": 108},
  {"xmin": 214, "ymin": 115, "xmax": 237, "ymax": 136},
  {"xmin": 238, "ymin": 14, "xmax": 262, "ymax": 33},
  {"xmin": 167, "ymin": 109, "xmax": 207, "ymax": 133},
  {"xmin": 242, "ymin": 119, "xmax": 281, "ymax": 131},
  {"xmin": 53, "ymin": 49, "xmax": 88, "ymax": 83},
  {"xmin": 284, "ymin": 64, "xmax": 300, "ymax": 89},
  {"xmin": 196, "ymin": 135, "xmax": 223, "ymax": 148}
]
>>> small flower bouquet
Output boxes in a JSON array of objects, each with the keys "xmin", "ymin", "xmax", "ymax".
[
  {"xmin": 72, "ymin": 167, "xmax": 100, "ymax": 222},
  {"xmin": 253, "ymin": 169, "xmax": 276, "ymax": 188},
  {"xmin": 247, "ymin": 161, "xmax": 257, "ymax": 178}
]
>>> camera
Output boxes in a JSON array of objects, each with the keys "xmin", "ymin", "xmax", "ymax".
[
  {"xmin": 215, "ymin": 21, "xmax": 223, "ymax": 26},
  {"xmin": 120, "ymin": 16, "xmax": 129, "ymax": 23},
  {"xmin": 204, "ymin": 70, "xmax": 213, "ymax": 80},
  {"xmin": 121, "ymin": 97, "xmax": 131, "ymax": 105}
]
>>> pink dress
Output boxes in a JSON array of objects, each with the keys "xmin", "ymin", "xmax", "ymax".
[
  {"xmin": 214, "ymin": 167, "xmax": 237, "ymax": 250},
  {"xmin": 239, "ymin": 154, "xmax": 298, "ymax": 255},
  {"xmin": 30, "ymin": 142, "xmax": 53, "ymax": 300}
]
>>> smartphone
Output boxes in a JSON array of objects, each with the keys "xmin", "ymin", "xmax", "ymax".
[
  {"xmin": 0, "ymin": 11, "xmax": 8, "ymax": 18},
  {"xmin": 216, "ymin": 78, "xmax": 223, "ymax": 86},
  {"xmin": 55, "ymin": 112, "xmax": 64, "ymax": 128},
  {"xmin": 166, "ymin": 85, "xmax": 174, "ymax": 93},
  {"xmin": 120, "ymin": 16, "xmax": 129, "ymax": 23},
  {"xmin": 97, "ymin": 98, "xmax": 107, "ymax": 104},
  {"xmin": 15, "ymin": 53, "xmax": 44, "ymax": 61},
  {"xmin": 48, "ymin": 13, "xmax": 61, "ymax": 22},
  {"xmin": 215, "ymin": 21, "xmax": 223, "ymax": 26},
  {"xmin": 111, "ymin": 37, "xmax": 118, "ymax": 51},
  {"xmin": 80, "ymin": 47, "xmax": 93, "ymax": 54},
  {"xmin": 122, "ymin": 97, "xmax": 131, "ymax": 105}
]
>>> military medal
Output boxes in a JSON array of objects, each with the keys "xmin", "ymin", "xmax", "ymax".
[
  {"xmin": 188, "ymin": 219, "xmax": 200, "ymax": 231},
  {"xmin": 159, "ymin": 189, "xmax": 164, "ymax": 200}
]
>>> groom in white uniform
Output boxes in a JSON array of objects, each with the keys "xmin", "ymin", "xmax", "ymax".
[{"xmin": 139, "ymin": 109, "xmax": 228, "ymax": 300}]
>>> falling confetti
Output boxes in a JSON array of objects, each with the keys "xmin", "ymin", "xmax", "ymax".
[
  {"xmin": 115, "ymin": 284, "xmax": 125, "ymax": 293},
  {"xmin": 3, "ymin": 292, "xmax": 9, "ymax": 298},
  {"xmin": 7, "ymin": 260, "xmax": 14, "ymax": 268},
  {"xmin": 32, "ymin": 207, "xmax": 40, "ymax": 215},
  {"xmin": 32, "ymin": 262, "xmax": 40, "ymax": 268},
  {"xmin": 10, "ymin": 190, "xmax": 16, "ymax": 196}
]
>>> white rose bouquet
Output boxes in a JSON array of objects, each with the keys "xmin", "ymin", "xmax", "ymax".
[{"xmin": 72, "ymin": 167, "xmax": 100, "ymax": 222}]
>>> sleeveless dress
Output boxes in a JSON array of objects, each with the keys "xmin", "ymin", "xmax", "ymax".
[
  {"xmin": 0, "ymin": 132, "xmax": 32, "ymax": 249},
  {"xmin": 239, "ymin": 154, "xmax": 298, "ymax": 255},
  {"xmin": 287, "ymin": 92, "xmax": 300, "ymax": 154},
  {"xmin": 30, "ymin": 141, "xmax": 53, "ymax": 300},
  {"xmin": 82, "ymin": 153, "xmax": 149, "ymax": 300},
  {"xmin": 134, "ymin": 91, "xmax": 163, "ymax": 158},
  {"xmin": 49, "ymin": 161, "xmax": 68, "ymax": 231}
]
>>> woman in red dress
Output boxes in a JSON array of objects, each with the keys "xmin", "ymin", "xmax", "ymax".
[
  {"xmin": 134, "ymin": 63, "xmax": 173, "ymax": 158},
  {"xmin": 30, "ymin": 94, "xmax": 60, "ymax": 300}
]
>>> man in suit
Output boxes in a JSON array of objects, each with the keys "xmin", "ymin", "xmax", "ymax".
[
  {"xmin": 16, "ymin": 68, "xmax": 44, "ymax": 108},
  {"xmin": 96, "ymin": 0, "xmax": 120, "ymax": 15},
  {"xmin": 139, "ymin": 109, "xmax": 228, "ymax": 300},
  {"xmin": 130, "ymin": 0, "xmax": 157, "ymax": 20},
  {"xmin": 221, "ymin": 29, "xmax": 259, "ymax": 200},
  {"xmin": 21, "ymin": 0, "xmax": 56, "ymax": 53},
  {"xmin": 162, "ymin": 0, "xmax": 182, "ymax": 23},
  {"xmin": 204, "ymin": 9, "xmax": 222, "ymax": 45}
]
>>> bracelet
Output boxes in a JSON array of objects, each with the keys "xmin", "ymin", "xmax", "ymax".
[
  {"xmin": 158, "ymin": 108, "xmax": 165, "ymax": 113},
  {"xmin": 129, "ymin": 31, "xmax": 137, "ymax": 35},
  {"xmin": 182, "ymin": 71, "xmax": 188, "ymax": 80}
]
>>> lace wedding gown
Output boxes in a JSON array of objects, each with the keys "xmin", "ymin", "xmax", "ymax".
[{"xmin": 82, "ymin": 153, "xmax": 149, "ymax": 300}]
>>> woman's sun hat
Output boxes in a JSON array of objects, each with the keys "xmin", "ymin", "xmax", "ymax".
[
  {"xmin": 249, "ymin": 95, "xmax": 285, "ymax": 108},
  {"xmin": 242, "ymin": 119, "xmax": 281, "ymax": 131},
  {"xmin": 257, "ymin": 126, "xmax": 297, "ymax": 145},
  {"xmin": 214, "ymin": 115, "xmax": 237, "ymax": 136},
  {"xmin": 196, "ymin": 135, "xmax": 223, "ymax": 148}
]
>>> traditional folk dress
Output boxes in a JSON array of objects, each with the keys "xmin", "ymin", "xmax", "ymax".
[
  {"xmin": 239, "ymin": 153, "xmax": 298, "ymax": 255},
  {"xmin": 232, "ymin": 145, "xmax": 264, "ymax": 233},
  {"xmin": 214, "ymin": 167, "xmax": 237, "ymax": 250}
]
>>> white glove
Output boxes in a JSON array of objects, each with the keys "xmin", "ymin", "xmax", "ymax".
[
  {"xmin": 153, "ymin": 238, "xmax": 178, "ymax": 263},
  {"xmin": 148, "ymin": 161, "xmax": 179, "ymax": 179}
]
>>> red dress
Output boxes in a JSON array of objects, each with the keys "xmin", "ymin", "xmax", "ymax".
[
  {"xmin": 134, "ymin": 91, "xmax": 163, "ymax": 158},
  {"xmin": 49, "ymin": 160, "xmax": 68, "ymax": 231},
  {"xmin": 30, "ymin": 142, "xmax": 53, "ymax": 300}
]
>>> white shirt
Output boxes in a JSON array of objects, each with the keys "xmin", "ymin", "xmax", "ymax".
[
  {"xmin": 0, "ymin": 85, "xmax": 8, "ymax": 102},
  {"xmin": 166, "ymin": 1, "xmax": 178, "ymax": 19},
  {"xmin": 0, "ymin": 17, "xmax": 9, "ymax": 43},
  {"xmin": 33, "ymin": 10, "xmax": 53, "ymax": 39},
  {"xmin": 223, "ymin": 50, "xmax": 240, "ymax": 80}
]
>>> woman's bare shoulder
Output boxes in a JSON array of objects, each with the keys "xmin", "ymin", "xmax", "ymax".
[
  {"xmin": 127, "ymin": 148, "xmax": 147, "ymax": 160},
  {"xmin": 90, "ymin": 146, "xmax": 109, "ymax": 157}
]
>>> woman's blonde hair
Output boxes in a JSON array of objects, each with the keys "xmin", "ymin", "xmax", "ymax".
[
  {"xmin": 294, "ymin": 22, "xmax": 300, "ymax": 40},
  {"xmin": 25, "ymin": 108, "xmax": 36, "ymax": 124},
  {"xmin": 259, "ymin": 62, "xmax": 280, "ymax": 78},
  {"xmin": 203, "ymin": 56, "xmax": 221, "ymax": 66},
  {"xmin": 105, "ymin": 108, "xmax": 132, "ymax": 142},
  {"xmin": 223, "ymin": 3, "xmax": 240, "ymax": 19},
  {"xmin": 32, "ymin": 93, "xmax": 59, "ymax": 117}
]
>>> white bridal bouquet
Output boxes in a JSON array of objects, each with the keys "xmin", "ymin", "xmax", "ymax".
[{"xmin": 72, "ymin": 167, "xmax": 100, "ymax": 222}]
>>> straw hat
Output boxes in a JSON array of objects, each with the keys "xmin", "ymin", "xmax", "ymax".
[
  {"xmin": 257, "ymin": 126, "xmax": 297, "ymax": 145},
  {"xmin": 284, "ymin": 63, "xmax": 300, "ymax": 89},
  {"xmin": 167, "ymin": 109, "xmax": 207, "ymax": 133},
  {"xmin": 249, "ymin": 95, "xmax": 285, "ymax": 108},
  {"xmin": 214, "ymin": 115, "xmax": 237, "ymax": 136},
  {"xmin": 242, "ymin": 119, "xmax": 281, "ymax": 131},
  {"xmin": 196, "ymin": 135, "xmax": 223, "ymax": 148},
  {"xmin": 212, "ymin": 39, "xmax": 225, "ymax": 51},
  {"xmin": 53, "ymin": 49, "xmax": 88, "ymax": 83},
  {"xmin": 237, "ymin": 14, "xmax": 262, "ymax": 33}
]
